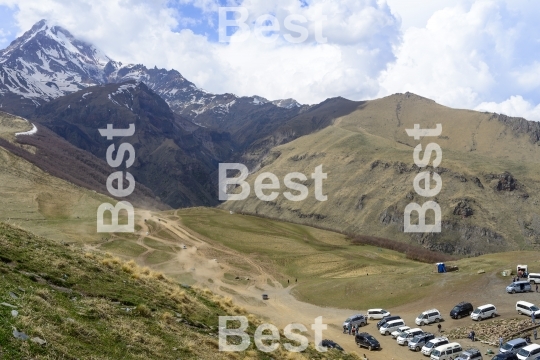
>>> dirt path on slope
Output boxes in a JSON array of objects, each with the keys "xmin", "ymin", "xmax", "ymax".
[
  {"xmin": 96, "ymin": 210, "xmax": 535, "ymax": 359},
  {"xmin": 127, "ymin": 212, "xmax": 412, "ymax": 358}
]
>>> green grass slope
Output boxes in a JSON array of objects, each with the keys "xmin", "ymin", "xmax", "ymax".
[
  {"xmin": 177, "ymin": 208, "xmax": 540, "ymax": 310},
  {"xmin": 0, "ymin": 222, "xmax": 359, "ymax": 360}
]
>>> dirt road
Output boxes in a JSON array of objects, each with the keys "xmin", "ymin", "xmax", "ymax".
[{"xmin": 109, "ymin": 210, "xmax": 540, "ymax": 359}]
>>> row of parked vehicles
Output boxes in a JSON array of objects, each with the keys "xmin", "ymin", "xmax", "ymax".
[
  {"xmin": 376, "ymin": 315, "xmax": 480, "ymax": 360},
  {"xmin": 341, "ymin": 298, "xmax": 540, "ymax": 359}
]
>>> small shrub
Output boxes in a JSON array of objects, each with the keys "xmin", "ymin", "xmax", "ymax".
[
  {"xmin": 135, "ymin": 304, "xmax": 152, "ymax": 318},
  {"xmin": 151, "ymin": 271, "xmax": 166, "ymax": 280},
  {"xmin": 121, "ymin": 260, "xmax": 136, "ymax": 273},
  {"xmin": 160, "ymin": 311, "xmax": 174, "ymax": 323}
]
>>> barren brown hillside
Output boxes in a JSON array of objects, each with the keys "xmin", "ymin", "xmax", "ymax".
[{"xmin": 222, "ymin": 93, "xmax": 540, "ymax": 255}]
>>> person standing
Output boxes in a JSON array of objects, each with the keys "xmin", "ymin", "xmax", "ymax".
[
  {"xmin": 499, "ymin": 335, "xmax": 503, "ymax": 347},
  {"xmin": 536, "ymin": 284, "xmax": 538, "ymax": 293},
  {"xmin": 348, "ymin": 322, "xmax": 352, "ymax": 335},
  {"xmin": 533, "ymin": 312, "xmax": 536, "ymax": 324},
  {"xmin": 471, "ymin": 330, "xmax": 475, "ymax": 342},
  {"xmin": 534, "ymin": 329, "xmax": 538, "ymax": 341},
  {"xmin": 437, "ymin": 323, "xmax": 442, "ymax": 334}
]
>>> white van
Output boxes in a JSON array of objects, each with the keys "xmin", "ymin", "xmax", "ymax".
[
  {"xmin": 516, "ymin": 301, "xmax": 540, "ymax": 317},
  {"xmin": 517, "ymin": 343, "xmax": 540, "ymax": 359},
  {"xmin": 422, "ymin": 337, "xmax": 449, "ymax": 356},
  {"xmin": 528, "ymin": 273, "xmax": 540, "ymax": 284},
  {"xmin": 397, "ymin": 328, "xmax": 423, "ymax": 345},
  {"xmin": 416, "ymin": 309, "xmax": 443, "ymax": 325},
  {"xmin": 430, "ymin": 342, "xmax": 462, "ymax": 360},
  {"xmin": 391, "ymin": 325, "xmax": 410, "ymax": 339},
  {"xmin": 470, "ymin": 304, "xmax": 497, "ymax": 320},
  {"xmin": 379, "ymin": 319, "xmax": 406, "ymax": 335},
  {"xmin": 367, "ymin": 308, "xmax": 391, "ymax": 320}
]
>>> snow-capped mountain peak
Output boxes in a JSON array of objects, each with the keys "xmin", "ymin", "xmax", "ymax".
[
  {"xmin": 0, "ymin": 19, "xmax": 112, "ymax": 101},
  {"xmin": 0, "ymin": 19, "xmax": 303, "ymax": 119}
]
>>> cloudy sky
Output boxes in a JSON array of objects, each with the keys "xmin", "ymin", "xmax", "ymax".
[{"xmin": 0, "ymin": 0, "xmax": 539, "ymax": 120}]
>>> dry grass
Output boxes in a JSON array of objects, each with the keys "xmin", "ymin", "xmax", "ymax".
[
  {"xmin": 135, "ymin": 304, "xmax": 152, "ymax": 318},
  {"xmin": 222, "ymin": 94, "xmax": 540, "ymax": 256}
]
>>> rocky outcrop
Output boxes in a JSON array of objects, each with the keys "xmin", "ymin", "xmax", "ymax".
[
  {"xmin": 448, "ymin": 318, "xmax": 537, "ymax": 345},
  {"xmin": 485, "ymin": 172, "xmax": 518, "ymax": 191},
  {"xmin": 379, "ymin": 205, "xmax": 506, "ymax": 255},
  {"xmin": 357, "ymin": 195, "xmax": 367, "ymax": 210},
  {"xmin": 453, "ymin": 200, "xmax": 474, "ymax": 217},
  {"xmin": 492, "ymin": 113, "xmax": 540, "ymax": 144}
]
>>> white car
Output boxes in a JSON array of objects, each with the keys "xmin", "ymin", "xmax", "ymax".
[
  {"xmin": 517, "ymin": 343, "xmax": 540, "ymax": 359},
  {"xmin": 391, "ymin": 326, "xmax": 410, "ymax": 339},
  {"xmin": 416, "ymin": 309, "xmax": 443, "ymax": 326},
  {"xmin": 470, "ymin": 304, "xmax": 497, "ymax": 321},
  {"xmin": 366, "ymin": 308, "xmax": 391, "ymax": 320},
  {"xmin": 397, "ymin": 328, "xmax": 423, "ymax": 346},
  {"xmin": 379, "ymin": 319, "xmax": 406, "ymax": 335},
  {"xmin": 421, "ymin": 337, "xmax": 449, "ymax": 356},
  {"xmin": 430, "ymin": 342, "xmax": 462, "ymax": 360}
]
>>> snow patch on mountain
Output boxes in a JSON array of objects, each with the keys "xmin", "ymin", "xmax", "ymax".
[
  {"xmin": 0, "ymin": 19, "xmax": 303, "ymax": 121},
  {"xmin": 15, "ymin": 122, "xmax": 37, "ymax": 136}
]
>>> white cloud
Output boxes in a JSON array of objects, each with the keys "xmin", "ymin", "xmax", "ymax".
[
  {"xmin": 0, "ymin": 0, "xmax": 400, "ymax": 104},
  {"xmin": 476, "ymin": 96, "xmax": 540, "ymax": 121},
  {"xmin": 384, "ymin": 0, "xmax": 457, "ymax": 30},
  {"xmin": 0, "ymin": 0, "xmax": 539, "ymax": 120},
  {"xmin": 0, "ymin": 28, "xmax": 9, "ymax": 46},
  {"xmin": 214, "ymin": 0, "xmax": 401, "ymax": 103},
  {"xmin": 512, "ymin": 62, "xmax": 540, "ymax": 93},
  {"xmin": 378, "ymin": 0, "xmax": 540, "ymax": 120}
]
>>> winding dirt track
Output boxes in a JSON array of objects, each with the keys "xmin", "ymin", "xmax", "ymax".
[{"xmin": 98, "ymin": 210, "xmax": 537, "ymax": 359}]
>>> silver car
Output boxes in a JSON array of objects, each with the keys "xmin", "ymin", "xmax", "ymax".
[{"xmin": 342, "ymin": 314, "xmax": 366, "ymax": 332}]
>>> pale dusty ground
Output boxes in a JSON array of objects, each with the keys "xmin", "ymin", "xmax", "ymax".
[{"xmin": 106, "ymin": 210, "xmax": 540, "ymax": 360}]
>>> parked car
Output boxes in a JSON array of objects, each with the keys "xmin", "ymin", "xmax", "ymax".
[
  {"xmin": 500, "ymin": 338, "xmax": 528, "ymax": 355},
  {"xmin": 408, "ymin": 332, "xmax": 435, "ymax": 352},
  {"xmin": 456, "ymin": 348, "xmax": 483, "ymax": 359},
  {"xmin": 367, "ymin": 308, "xmax": 391, "ymax": 320},
  {"xmin": 379, "ymin": 319, "xmax": 406, "ymax": 335},
  {"xmin": 491, "ymin": 353, "xmax": 518, "ymax": 360},
  {"xmin": 471, "ymin": 304, "xmax": 497, "ymax": 321},
  {"xmin": 391, "ymin": 325, "xmax": 410, "ymax": 339},
  {"xmin": 450, "ymin": 302, "xmax": 474, "ymax": 319},
  {"xmin": 516, "ymin": 301, "xmax": 540, "ymax": 317},
  {"xmin": 430, "ymin": 342, "xmax": 463, "ymax": 360},
  {"xmin": 507, "ymin": 281, "xmax": 532, "ymax": 294},
  {"xmin": 422, "ymin": 337, "xmax": 450, "ymax": 356},
  {"xmin": 517, "ymin": 344, "xmax": 540, "ymax": 359},
  {"xmin": 416, "ymin": 309, "xmax": 443, "ymax": 325},
  {"xmin": 320, "ymin": 339, "xmax": 343, "ymax": 351},
  {"xmin": 397, "ymin": 328, "xmax": 424, "ymax": 346},
  {"xmin": 528, "ymin": 273, "xmax": 540, "ymax": 284},
  {"xmin": 342, "ymin": 314, "xmax": 366, "ymax": 332},
  {"xmin": 355, "ymin": 332, "xmax": 380, "ymax": 351},
  {"xmin": 377, "ymin": 315, "xmax": 401, "ymax": 329}
]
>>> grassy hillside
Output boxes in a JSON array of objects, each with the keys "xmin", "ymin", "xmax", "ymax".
[
  {"xmin": 223, "ymin": 93, "xmax": 540, "ymax": 255},
  {"xmin": 175, "ymin": 208, "xmax": 540, "ymax": 310},
  {"xmin": 0, "ymin": 222, "xmax": 360, "ymax": 359},
  {"xmin": 0, "ymin": 133, "xmax": 110, "ymax": 244}
]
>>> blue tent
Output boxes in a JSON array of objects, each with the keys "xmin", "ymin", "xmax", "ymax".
[{"xmin": 437, "ymin": 263, "xmax": 447, "ymax": 273}]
